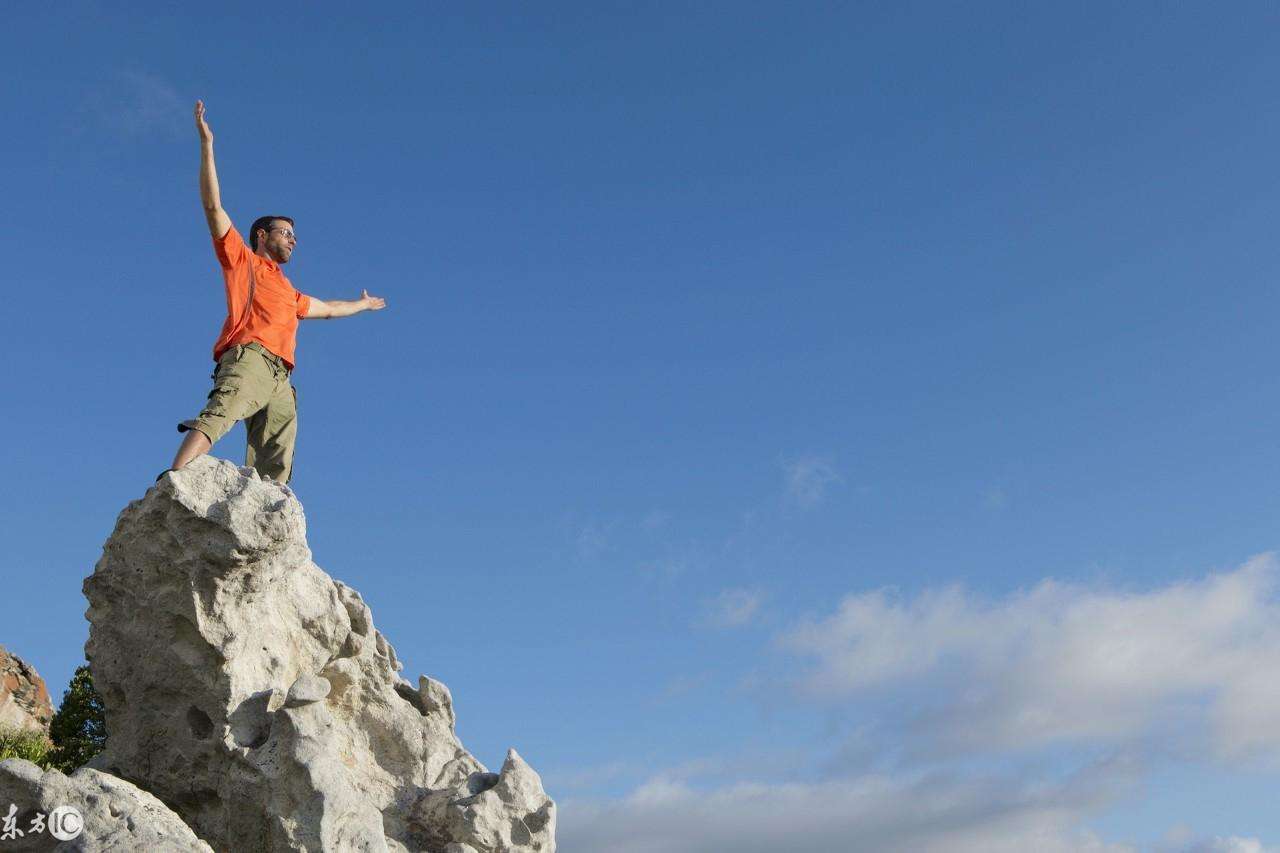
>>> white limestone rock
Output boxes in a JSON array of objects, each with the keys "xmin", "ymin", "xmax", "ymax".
[
  {"xmin": 0, "ymin": 757, "xmax": 213, "ymax": 852},
  {"xmin": 82, "ymin": 455, "xmax": 555, "ymax": 852},
  {"xmin": 410, "ymin": 749, "xmax": 555, "ymax": 853}
]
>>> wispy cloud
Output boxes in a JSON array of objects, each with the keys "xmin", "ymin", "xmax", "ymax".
[
  {"xmin": 656, "ymin": 673, "xmax": 712, "ymax": 703},
  {"xmin": 782, "ymin": 455, "xmax": 841, "ymax": 509},
  {"xmin": 561, "ymin": 764, "xmax": 1277, "ymax": 853},
  {"xmin": 574, "ymin": 520, "xmax": 615, "ymax": 561},
  {"xmin": 85, "ymin": 69, "xmax": 186, "ymax": 140},
  {"xmin": 1158, "ymin": 831, "xmax": 1280, "ymax": 853},
  {"xmin": 638, "ymin": 554, "xmax": 698, "ymax": 579},
  {"xmin": 640, "ymin": 510, "xmax": 671, "ymax": 531},
  {"xmin": 564, "ymin": 510, "xmax": 675, "ymax": 568},
  {"xmin": 561, "ymin": 756, "xmax": 1141, "ymax": 853},
  {"xmin": 982, "ymin": 485, "xmax": 1009, "ymax": 510},
  {"xmin": 703, "ymin": 587, "xmax": 764, "ymax": 628},
  {"xmin": 542, "ymin": 760, "xmax": 632, "ymax": 795},
  {"xmin": 782, "ymin": 554, "xmax": 1280, "ymax": 762}
]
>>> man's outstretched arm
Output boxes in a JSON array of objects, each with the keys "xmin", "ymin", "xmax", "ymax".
[
  {"xmin": 196, "ymin": 100, "xmax": 232, "ymax": 239},
  {"xmin": 304, "ymin": 290, "xmax": 388, "ymax": 319}
]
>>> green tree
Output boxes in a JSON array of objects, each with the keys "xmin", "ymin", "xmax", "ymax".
[{"xmin": 46, "ymin": 665, "xmax": 106, "ymax": 772}]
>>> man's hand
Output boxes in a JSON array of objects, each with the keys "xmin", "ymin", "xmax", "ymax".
[
  {"xmin": 195, "ymin": 100, "xmax": 213, "ymax": 145},
  {"xmin": 360, "ymin": 289, "xmax": 387, "ymax": 311}
]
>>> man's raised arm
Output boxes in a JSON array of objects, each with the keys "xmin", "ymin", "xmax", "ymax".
[{"xmin": 196, "ymin": 100, "xmax": 232, "ymax": 239}]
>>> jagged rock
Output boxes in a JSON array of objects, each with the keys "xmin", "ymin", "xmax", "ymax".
[
  {"xmin": 410, "ymin": 750, "xmax": 555, "ymax": 852},
  {"xmin": 82, "ymin": 456, "xmax": 555, "ymax": 852},
  {"xmin": 0, "ymin": 757, "xmax": 213, "ymax": 851},
  {"xmin": 0, "ymin": 648, "xmax": 53, "ymax": 734}
]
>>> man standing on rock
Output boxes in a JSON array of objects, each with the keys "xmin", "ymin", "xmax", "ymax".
[{"xmin": 165, "ymin": 100, "xmax": 387, "ymax": 483}]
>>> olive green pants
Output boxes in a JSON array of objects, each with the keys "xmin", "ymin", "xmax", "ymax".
[{"xmin": 178, "ymin": 343, "xmax": 299, "ymax": 483}]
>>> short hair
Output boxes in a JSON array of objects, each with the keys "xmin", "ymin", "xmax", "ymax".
[{"xmin": 248, "ymin": 215, "xmax": 294, "ymax": 251}]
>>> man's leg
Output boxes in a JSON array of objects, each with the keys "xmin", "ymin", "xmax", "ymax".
[
  {"xmin": 169, "ymin": 346, "xmax": 274, "ymax": 475},
  {"xmin": 170, "ymin": 428, "xmax": 212, "ymax": 471},
  {"xmin": 245, "ymin": 375, "xmax": 298, "ymax": 483}
]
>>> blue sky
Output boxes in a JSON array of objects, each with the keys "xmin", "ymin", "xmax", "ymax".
[{"xmin": 6, "ymin": 3, "xmax": 1280, "ymax": 849}]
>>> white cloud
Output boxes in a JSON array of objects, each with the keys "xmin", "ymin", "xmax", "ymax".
[
  {"xmin": 782, "ymin": 456, "xmax": 841, "ymax": 508},
  {"xmin": 557, "ymin": 557, "xmax": 1280, "ymax": 851},
  {"xmin": 560, "ymin": 760, "xmax": 1138, "ymax": 853},
  {"xmin": 703, "ymin": 587, "xmax": 764, "ymax": 628},
  {"xmin": 1158, "ymin": 830, "xmax": 1280, "ymax": 853},
  {"xmin": 782, "ymin": 555, "xmax": 1280, "ymax": 761},
  {"xmin": 1181, "ymin": 840, "xmax": 1279, "ymax": 853}
]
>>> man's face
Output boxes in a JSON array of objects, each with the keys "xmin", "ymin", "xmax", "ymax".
[{"xmin": 260, "ymin": 220, "xmax": 296, "ymax": 264}]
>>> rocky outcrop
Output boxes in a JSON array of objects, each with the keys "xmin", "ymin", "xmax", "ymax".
[
  {"xmin": 0, "ymin": 647, "xmax": 53, "ymax": 734},
  {"xmin": 0, "ymin": 758, "xmax": 213, "ymax": 852},
  {"xmin": 82, "ymin": 456, "xmax": 555, "ymax": 852}
]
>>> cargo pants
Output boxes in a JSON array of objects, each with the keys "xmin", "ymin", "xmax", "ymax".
[{"xmin": 178, "ymin": 342, "xmax": 299, "ymax": 483}]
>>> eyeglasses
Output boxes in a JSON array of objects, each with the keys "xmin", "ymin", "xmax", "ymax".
[{"xmin": 269, "ymin": 227, "xmax": 296, "ymax": 240}]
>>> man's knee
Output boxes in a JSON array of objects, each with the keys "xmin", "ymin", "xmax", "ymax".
[{"xmin": 176, "ymin": 422, "xmax": 214, "ymax": 445}]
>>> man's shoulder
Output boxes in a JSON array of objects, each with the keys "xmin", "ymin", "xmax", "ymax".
[{"xmin": 213, "ymin": 226, "xmax": 250, "ymax": 266}]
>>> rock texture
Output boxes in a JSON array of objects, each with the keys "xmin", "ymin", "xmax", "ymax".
[
  {"xmin": 0, "ymin": 647, "xmax": 53, "ymax": 734},
  {"xmin": 83, "ymin": 456, "xmax": 555, "ymax": 852},
  {"xmin": 0, "ymin": 757, "xmax": 213, "ymax": 852}
]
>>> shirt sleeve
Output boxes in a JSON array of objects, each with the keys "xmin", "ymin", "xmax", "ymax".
[
  {"xmin": 212, "ymin": 226, "xmax": 250, "ymax": 271},
  {"xmin": 295, "ymin": 291, "xmax": 313, "ymax": 318}
]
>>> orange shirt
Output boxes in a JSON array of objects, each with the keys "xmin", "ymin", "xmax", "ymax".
[{"xmin": 210, "ymin": 227, "xmax": 312, "ymax": 369}]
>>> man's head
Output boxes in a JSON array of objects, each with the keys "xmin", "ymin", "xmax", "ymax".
[{"xmin": 249, "ymin": 215, "xmax": 296, "ymax": 264}]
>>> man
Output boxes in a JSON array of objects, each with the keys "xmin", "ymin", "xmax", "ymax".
[{"xmin": 165, "ymin": 100, "xmax": 387, "ymax": 483}]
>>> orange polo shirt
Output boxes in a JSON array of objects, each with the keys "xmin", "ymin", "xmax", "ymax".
[{"xmin": 210, "ymin": 227, "xmax": 312, "ymax": 369}]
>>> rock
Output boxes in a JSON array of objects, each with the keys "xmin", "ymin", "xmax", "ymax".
[
  {"xmin": 83, "ymin": 456, "xmax": 556, "ymax": 852},
  {"xmin": 0, "ymin": 648, "xmax": 53, "ymax": 735},
  {"xmin": 284, "ymin": 674, "xmax": 331, "ymax": 708},
  {"xmin": 0, "ymin": 757, "xmax": 213, "ymax": 852},
  {"xmin": 410, "ymin": 749, "xmax": 556, "ymax": 853}
]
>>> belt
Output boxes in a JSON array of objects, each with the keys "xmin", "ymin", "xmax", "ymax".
[{"xmin": 240, "ymin": 341, "xmax": 290, "ymax": 374}]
